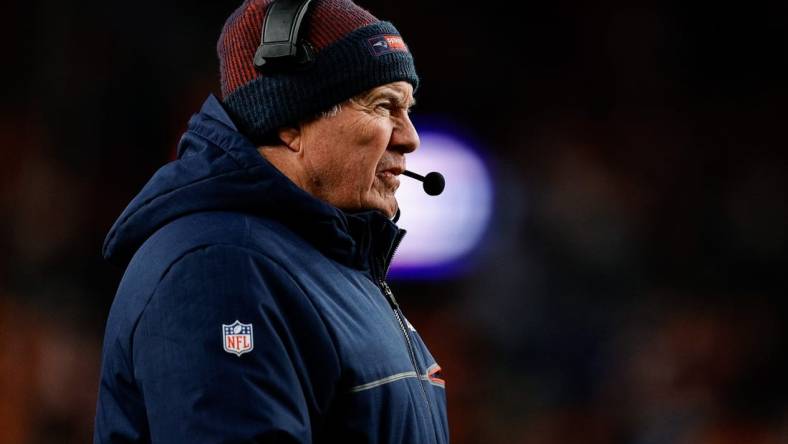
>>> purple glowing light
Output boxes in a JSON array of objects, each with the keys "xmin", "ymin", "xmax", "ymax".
[{"xmin": 390, "ymin": 128, "xmax": 494, "ymax": 279}]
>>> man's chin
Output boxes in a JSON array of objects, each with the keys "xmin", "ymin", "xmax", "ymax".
[
  {"xmin": 367, "ymin": 205, "xmax": 396, "ymax": 219},
  {"xmin": 339, "ymin": 198, "xmax": 397, "ymax": 219},
  {"xmin": 381, "ymin": 198, "xmax": 398, "ymax": 219},
  {"xmin": 366, "ymin": 197, "xmax": 398, "ymax": 219}
]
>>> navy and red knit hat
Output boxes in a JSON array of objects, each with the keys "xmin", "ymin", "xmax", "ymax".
[{"xmin": 217, "ymin": 0, "xmax": 419, "ymax": 143}]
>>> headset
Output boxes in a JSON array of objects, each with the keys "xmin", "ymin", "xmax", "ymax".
[
  {"xmin": 253, "ymin": 0, "xmax": 315, "ymax": 71},
  {"xmin": 252, "ymin": 0, "xmax": 445, "ymax": 196}
]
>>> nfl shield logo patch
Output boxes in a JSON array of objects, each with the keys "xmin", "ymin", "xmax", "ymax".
[{"xmin": 222, "ymin": 321, "xmax": 254, "ymax": 356}]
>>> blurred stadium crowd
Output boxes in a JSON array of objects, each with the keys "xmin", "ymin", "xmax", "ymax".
[{"xmin": 1, "ymin": 0, "xmax": 787, "ymax": 443}]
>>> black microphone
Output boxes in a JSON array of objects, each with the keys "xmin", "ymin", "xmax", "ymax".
[{"xmin": 402, "ymin": 170, "xmax": 445, "ymax": 196}]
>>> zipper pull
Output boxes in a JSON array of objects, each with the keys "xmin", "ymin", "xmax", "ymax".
[{"xmin": 379, "ymin": 281, "xmax": 399, "ymax": 310}]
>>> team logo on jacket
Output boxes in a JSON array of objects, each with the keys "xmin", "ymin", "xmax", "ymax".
[{"xmin": 222, "ymin": 321, "xmax": 254, "ymax": 356}]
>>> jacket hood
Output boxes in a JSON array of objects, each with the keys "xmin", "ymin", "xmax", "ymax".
[{"xmin": 103, "ymin": 95, "xmax": 400, "ymax": 269}]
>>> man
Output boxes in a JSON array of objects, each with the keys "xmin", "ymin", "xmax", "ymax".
[{"xmin": 93, "ymin": 0, "xmax": 448, "ymax": 443}]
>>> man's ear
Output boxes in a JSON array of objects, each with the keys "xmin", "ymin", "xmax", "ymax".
[{"xmin": 277, "ymin": 127, "xmax": 302, "ymax": 153}]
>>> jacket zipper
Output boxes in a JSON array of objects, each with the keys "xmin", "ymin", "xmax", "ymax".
[
  {"xmin": 380, "ymin": 281, "xmax": 419, "ymax": 370},
  {"xmin": 379, "ymin": 231, "xmax": 441, "ymax": 442},
  {"xmin": 379, "ymin": 280, "xmax": 432, "ymax": 406}
]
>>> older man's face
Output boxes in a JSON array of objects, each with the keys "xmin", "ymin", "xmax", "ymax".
[{"xmin": 297, "ymin": 81, "xmax": 419, "ymax": 218}]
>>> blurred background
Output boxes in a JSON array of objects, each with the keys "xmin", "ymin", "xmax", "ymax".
[{"xmin": 2, "ymin": 0, "xmax": 787, "ymax": 442}]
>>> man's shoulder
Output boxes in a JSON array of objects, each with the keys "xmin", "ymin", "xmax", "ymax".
[
  {"xmin": 136, "ymin": 211, "xmax": 313, "ymax": 265},
  {"xmin": 113, "ymin": 211, "xmax": 320, "ymax": 317}
]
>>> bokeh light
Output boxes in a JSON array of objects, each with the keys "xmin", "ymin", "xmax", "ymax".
[{"xmin": 391, "ymin": 123, "xmax": 494, "ymax": 279}]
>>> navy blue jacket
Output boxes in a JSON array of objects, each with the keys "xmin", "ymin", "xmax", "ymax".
[{"xmin": 94, "ymin": 95, "xmax": 449, "ymax": 443}]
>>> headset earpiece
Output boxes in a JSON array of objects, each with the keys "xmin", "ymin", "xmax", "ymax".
[{"xmin": 253, "ymin": 0, "xmax": 315, "ymax": 71}]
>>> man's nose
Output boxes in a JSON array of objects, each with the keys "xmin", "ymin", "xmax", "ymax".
[{"xmin": 391, "ymin": 112, "xmax": 419, "ymax": 154}]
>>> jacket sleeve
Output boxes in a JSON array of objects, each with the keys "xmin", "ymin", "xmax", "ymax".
[{"xmin": 132, "ymin": 244, "xmax": 340, "ymax": 443}]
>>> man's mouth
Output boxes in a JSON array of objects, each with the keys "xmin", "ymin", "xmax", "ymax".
[
  {"xmin": 378, "ymin": 165, "xmax": 404, "ymax": 176},
  {"xmin": 376, "ymin": 167, "xmax": 403, "ymax": 190}
]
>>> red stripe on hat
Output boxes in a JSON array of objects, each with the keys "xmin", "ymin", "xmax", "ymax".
[{"xmin": 218, "ymin": 0, "xmax": 379, "ymax": 99}]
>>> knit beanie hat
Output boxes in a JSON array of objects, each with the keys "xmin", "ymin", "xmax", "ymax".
[{"xmin": 217, "ymin": 0, "xmax": 419, "ymax": 143}]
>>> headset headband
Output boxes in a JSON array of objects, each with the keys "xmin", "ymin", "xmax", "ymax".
[{"xmin": 253, "ymin": 0, "xmax": 315, "ymax": 70}]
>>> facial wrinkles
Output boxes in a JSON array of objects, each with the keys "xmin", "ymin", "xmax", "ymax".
[
  {"xmin": 298, "ymin": 120, "xmax": 340, "ymax": 200},
  {"xmin": 337, "ymin": 100, "xmax": 395, "ymax": 211},
  {"xmin": 297, "ymin": 112, "xmax": 369, "ymax": 210},
  {"xmin": 352, "ymin": 111, "xmax": 387, "ymax": 208},
  {"xmin": 301, "ymin": 82, "xmax": 413, "ymax": 216}
]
